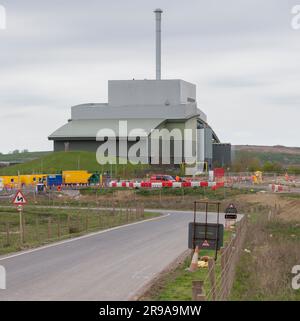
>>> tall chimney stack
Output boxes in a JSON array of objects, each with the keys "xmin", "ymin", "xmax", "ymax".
[{"xmin": 154, "ymin": 8, "xmax": 163, "ymax": 80}]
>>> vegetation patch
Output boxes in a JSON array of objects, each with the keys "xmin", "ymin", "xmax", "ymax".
[{"xmin": 231, "ymin": 216, "xmax": 300, "ymax": 300}]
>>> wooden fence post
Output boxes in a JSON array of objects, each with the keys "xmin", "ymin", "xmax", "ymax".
[
  {"xmin": 35, "ymin": 216, "xmax": 39, "ymax": 242},
  {"xmin": 76, "ymin": 212, "xmax": 80, "ymax": 231},
  {"xmin": 220, "ymin": 246, "xmax": 226, "ymax": 301},
  {"xmin": 57, "ymin": 215, "xmax": 61, "ymax": 238},
  {"xmin": 48, "ymin": 217, "xmax": 52, "ymax": 239},
  {"xmin": 126, "ymin": 206, "xmax": 129, "ymax": 223},
  {"xmin": 85, "ymin": 213, "xmax": 89, "ymax": 232},
  {"xmin": 192, "ymin": 280, "xmax": 206, "ymax": 301},
  {"xmin": 208, "ymin": 257, "xmax": 216, "ymax": 301},
  {"xmin": 6, "ymin": 222, "xmax": 10, "ymax": 246},
  {"xmin": 98, "ymin": 212, "xmax": 102, "ymax": 228},
  {"xmin": 67, "ymin": 214, "xmax": 71, "ymax": 233}
]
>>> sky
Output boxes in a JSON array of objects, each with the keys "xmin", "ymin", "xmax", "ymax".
[{"xmin": 0, "ymin": 0, "xmax": 299, "ymax": 153}]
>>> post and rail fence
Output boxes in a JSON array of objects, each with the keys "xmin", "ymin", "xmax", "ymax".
[{"xmin": 0, "ymin": 202, "xmax": 145, "ymax": 253}]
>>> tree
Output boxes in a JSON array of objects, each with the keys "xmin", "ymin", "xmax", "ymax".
[{"xmin": 262, "ymin": 161, "xmax": 283, "ymax": 173}]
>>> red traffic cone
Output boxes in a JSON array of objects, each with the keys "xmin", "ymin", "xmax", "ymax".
[{"xmin": 188, "ymin": 246, "xmax": 199, "ymax": 272}]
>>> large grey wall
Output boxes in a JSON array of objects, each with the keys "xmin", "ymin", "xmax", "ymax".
[
  {"xmin": 108, "ymin": 79, "xmax": 196, "ymax": 106},
  {"xmin": 54, "ymin": 140, "xmax": 100, "ymax": 152},
  {"xmin": 212, "ymin": 143, "xmax": 231, "ymax": 167}
]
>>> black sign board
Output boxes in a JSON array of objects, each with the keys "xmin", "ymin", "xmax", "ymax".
[
  {"xmin": 225, "ymin": 213, "xmax": 237, "ymax": 220},
  {"xmin": 188, "ymin": 222, "xmax": 224, "ymax": 250},
  {"xmin": 225, "ymin": 203, "xmax": 237, "ymax": 219}
]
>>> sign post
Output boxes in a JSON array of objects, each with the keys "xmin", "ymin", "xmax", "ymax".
[
  {"xmin": 18, "ymin": 205, "xmax": 24, "ymax": 244},
  {"xmin": 12, "ymin": 191, "xmax": 27, "ymax": 244},
  {"xmin": 225, "ymin": 203, "xmax": 238, "ymax": 230},
  {"xmin": 191, "ymin": 201, "xmax": 224, "ymax": 260}
]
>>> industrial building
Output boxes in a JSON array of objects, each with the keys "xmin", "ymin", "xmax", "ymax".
[{"xmin": 49, "ymin": 9, "xmax": 231, "ymax": 171}]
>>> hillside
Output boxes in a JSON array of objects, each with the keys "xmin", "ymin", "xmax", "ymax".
[
  {"xmin": 0, "ymin": 145, "xmax": 299, "ymax": 176},
  {"xmin": 0, "ymin": 151, "xmax": 148, "ymax": 177},
  {"xmin": 0, "ymin": 151, "xmax": 51, "ymax": 163},
  {"xmin": 233, "ymin": 145, "xmax": 300, "ymax": 166}
]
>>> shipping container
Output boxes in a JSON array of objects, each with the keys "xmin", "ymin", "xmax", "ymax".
[
  {"xmin": 0, "ymin": 176, "xmax": 20, "ymax": 188},
  {"xmin": 47, "ymin": 174, "xmax": 63, "ymax": 187},
  {"xmin": 20, "ymin": 175, "xmax": 47, "ymax": 186},
  {"xmin": 62, "ymin": 170, "xmax": 92, "ymax": 185}
]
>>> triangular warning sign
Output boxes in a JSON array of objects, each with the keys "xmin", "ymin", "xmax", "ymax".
[
  {"xmin": 202, "ymin": 240, "xmax": 210, "ymax": 247},
  {"xmin": 12, "ymin": 190, "xmax": 27, "ymax": 205}
]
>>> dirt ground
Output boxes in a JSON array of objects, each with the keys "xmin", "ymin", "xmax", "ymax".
[{"xmin": 234, "ymin": 192, "xmax": 300, "ymax": 221}]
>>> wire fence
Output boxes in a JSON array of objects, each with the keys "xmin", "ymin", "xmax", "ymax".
[
  {"xmin": 0, "ymin": 203, "xmax": 145, "ymax": 255},
  {"xmin": 192, "ymin": 215, "xmax": 248, "ymax": 301},
  {"xmin": 192, "ymin": 202, "xmax": 283, "ymax": 301}
]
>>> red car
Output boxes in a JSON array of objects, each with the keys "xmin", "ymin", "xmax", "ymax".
[{"xmin": 150, "ymin": 174, "xmax": 175, "ymax": 187}]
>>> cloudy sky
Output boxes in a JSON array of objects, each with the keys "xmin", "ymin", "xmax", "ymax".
[{"xmin": 0, "ymin": 0, "xmax": 299, "ymax": 153}]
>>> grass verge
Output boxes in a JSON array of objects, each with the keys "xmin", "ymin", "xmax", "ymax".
[
  {"xmin": 230, "ymin": 214, "xmax": 300, "ymax": 300},
  {"xmin": 0, "ymin": 206, "xmax": 159, "ymax": 256},
  {"xmin": 141, "ymin": 230, "xmax": 233, "ymax": 301}
]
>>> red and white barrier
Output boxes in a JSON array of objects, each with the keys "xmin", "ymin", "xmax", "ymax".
[
  {"xmin": 109, "ymin": 180, "xmax": 223, "ymax": 189},
  {"xmin": 269, "ymin": 184, "xmax": 289, "ymax": 193}
]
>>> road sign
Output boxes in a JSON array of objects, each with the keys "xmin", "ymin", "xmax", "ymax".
[
  {"xmin": 202, "ymin": 239, "xmax": 210, "ymax": 247},
  {"xmin": 188, "ymin": 222, "xmax": 224, "ymax": 250},
  {"xmin": 12, "ymin": 190, "xmax": 27, "ymax": 205},
  {"xmin": 225, "ymin": 203, "xmax": 237, "ymax": 220},
  {"xmin": 225, "ymin": 213, "xmax": 237, "ymax": 220},
  {"xmin": 226, "ymin": 203, "xmax": 237, "ymax": 213}
]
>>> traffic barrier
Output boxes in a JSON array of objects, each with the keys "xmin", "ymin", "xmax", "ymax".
[
  {"xmin": 269, "ymin": 184, "xmax": 288, "ymax": 193},
  {"xmin": 208, "ymin": 182, "xmax": 216, "ymax": 187},
  {"xmin": 151, "ymin": 182, "xmax": 163, "ymax": 188},
  {"xmin": 108, "ymin": 181, "xmax": 223, "ymax": 191},
  {"xmin": 182, "ymin": 181, "xmax": 191, "ymax": 187},
  {"xmin": 172, "ymin": 182, "xmax": 182, "ymax": 188},
  {"xmin": 200, "ymin": 181, "xmax": 208, "ymax": 187},
  {"xmin": 109, "ymin": 180, "xmax": 220, "ymax": 189}
]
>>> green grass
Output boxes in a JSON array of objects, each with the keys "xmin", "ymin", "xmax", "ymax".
[
  {"xmin": 135, "ymin": 187, "xmax": 252, "ymax": 200},
  {"xmin": 231, "ymin": 217, "xmax": 300, "ymax": 301},
  {"xmin": 280, "ymin": 193, "xmax": 300, "ymax": 200},
  {"xmin": 149, "ymin": 230, "xmax": 232, "ymax": 301},
  {"xmin": 0, "ymin": 206, "xmax": 158, "ymax": 255},
  {"xmin": 265, "ymin": 221, "xmax": 300, "ymax": 240},
  {"xmin": 0, "ymin": 151, "xmax": 51, "ymax": 162},
  {"xmin": 0, "ymin": 151, "xmax": 149, "ymax": 177}
]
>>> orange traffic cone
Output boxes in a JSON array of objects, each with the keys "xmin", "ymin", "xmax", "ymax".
[{"xmin": 188, "ymin": 246, "xmax": 199, "ymax": 272}]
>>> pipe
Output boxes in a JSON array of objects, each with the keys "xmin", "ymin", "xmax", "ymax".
[{"xmin": 154, "ymin": 8, "xmax": 163, "ymax": 80}]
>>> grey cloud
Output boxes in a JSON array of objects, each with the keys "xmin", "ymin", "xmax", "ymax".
[
  {"xmin": 0, "ymin": 0, "xmax": 299, "ymax": 152},
  {"xmin": 206, "ymin": 77, "xmax": 265, "ymax": 89}
]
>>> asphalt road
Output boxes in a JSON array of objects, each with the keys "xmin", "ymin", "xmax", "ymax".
[{"xmin": 0, "ymin": 210, "xmax": 241, "ymax": 301}]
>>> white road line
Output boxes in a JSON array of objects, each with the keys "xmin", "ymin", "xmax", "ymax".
[{"xmin": 0, "ymin": 213, "xmax": 170, "ymax": 262}]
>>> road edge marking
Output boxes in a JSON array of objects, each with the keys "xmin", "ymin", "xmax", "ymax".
[{"xmin": 0, "ymin": 213, "xmax": 170, "ymax": 262}]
